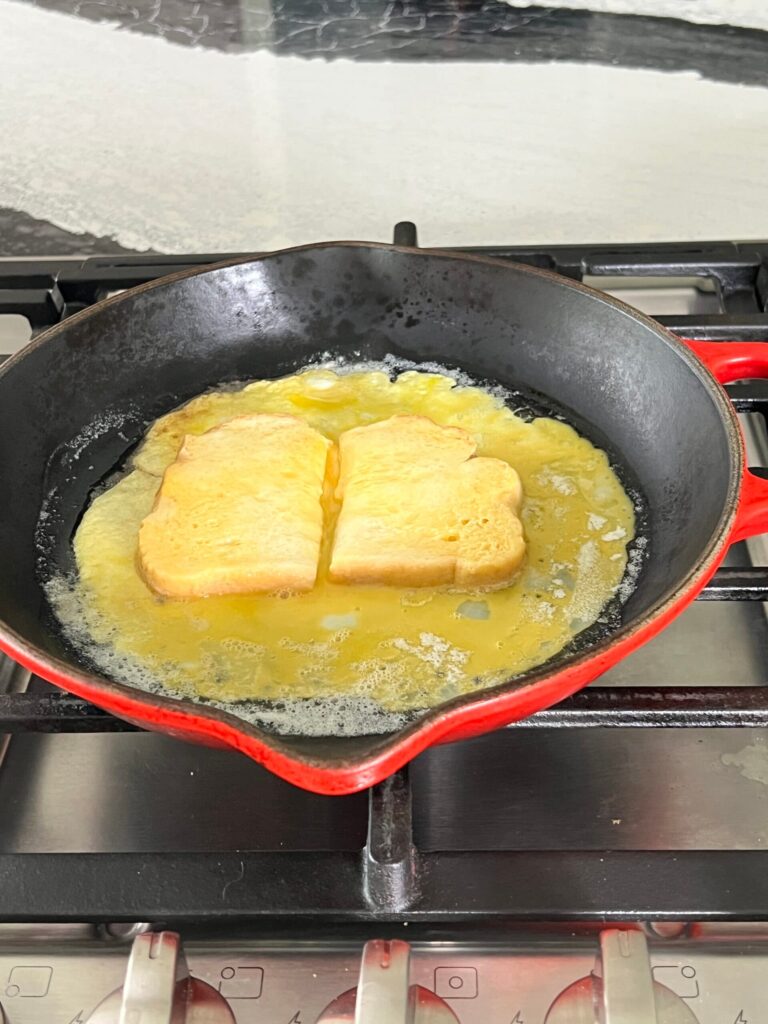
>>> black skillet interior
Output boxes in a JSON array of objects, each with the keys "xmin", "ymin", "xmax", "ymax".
[{"xmin": 0, "ymin": 244, "xmax": 738, "ymax": 753}]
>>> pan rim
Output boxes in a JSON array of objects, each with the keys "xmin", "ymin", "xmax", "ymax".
[{"xmin": 0, "ymin": 241, "xmax": 744, "ymax": 782}]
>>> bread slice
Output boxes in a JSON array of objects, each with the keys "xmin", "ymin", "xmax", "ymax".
[
  {"xmin": 329, "ymin": 414, "xmax": 525, "ymax": 589},
  {"xmin": 138, "ymin": 413, "xmax": 331, "ymax": 597}
]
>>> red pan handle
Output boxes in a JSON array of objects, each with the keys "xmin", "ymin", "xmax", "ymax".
[{"xmin": 684, "ymin": 340, "xmax": 768, "ymax": 542}]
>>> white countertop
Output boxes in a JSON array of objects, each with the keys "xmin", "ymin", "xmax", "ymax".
[{"xmin": 1, "ymin": 0, "xmax": 767, "ymax": 254}]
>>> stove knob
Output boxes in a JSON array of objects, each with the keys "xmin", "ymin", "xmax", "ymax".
[
  {"xmin": 86, "ymin": 931, "xmax": 235, "ymax": 1023},
  {"xmin": 315, "ymin": 939, "xmax": 459, "ymax": 1024},
  {"xmin": 545, "ymin": 930, "xmax": 699, "ymax": 1024}
]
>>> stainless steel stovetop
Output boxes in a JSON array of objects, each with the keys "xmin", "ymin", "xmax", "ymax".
[
  {"xmin": 2, "ymin": 237, "xmax": 768, "ymax": 1022},
  {"xmin": 2, "ymin": 267, "xmax": 767, "ymax": 862}
]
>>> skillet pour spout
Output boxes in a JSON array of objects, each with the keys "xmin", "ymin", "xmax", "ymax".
[{"xmin": 0, "ymin": 239, "xmax": 766, "ymax": 794}]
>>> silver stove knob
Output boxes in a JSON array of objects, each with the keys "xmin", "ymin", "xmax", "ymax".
[
  {"xmin": 545, "ymin": 930, "xmax": 699, "ymax": 1024},
  {"xmin": 315, "ymin": 939, "xmax": 459, "ymax": 1024},
  {"xmin": 87, "ymin": 931, "xmax": 235, "ymax": 1024}
]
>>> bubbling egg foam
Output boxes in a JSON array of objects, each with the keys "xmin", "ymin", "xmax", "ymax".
[{"xmin": 43, "ymin": 360, "xmax": 642, "ymax": 737}]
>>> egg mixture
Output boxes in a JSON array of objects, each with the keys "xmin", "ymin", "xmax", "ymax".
[{"xmin": 46, "ymin": 366, "xmax": 638, "ymax": 728}]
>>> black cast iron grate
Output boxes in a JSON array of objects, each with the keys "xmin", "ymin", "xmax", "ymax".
[{"xmin": 1, "ymin": 222, "xmax": 768, "ymax": 734}]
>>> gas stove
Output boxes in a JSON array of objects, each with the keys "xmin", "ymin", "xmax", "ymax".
[{"xmin": 1, "ymin": 227, "xmax": 768, "ymax": 1022}]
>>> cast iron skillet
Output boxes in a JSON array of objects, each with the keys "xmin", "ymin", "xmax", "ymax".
[{"xmin": 1, "ymin": 242, "xmax": 767, "ymax": 794}]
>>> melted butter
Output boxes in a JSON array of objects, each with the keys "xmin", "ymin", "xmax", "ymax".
[{"xmin": 51, "ymin": 368, "xmax": 637, "ymax": 715}]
